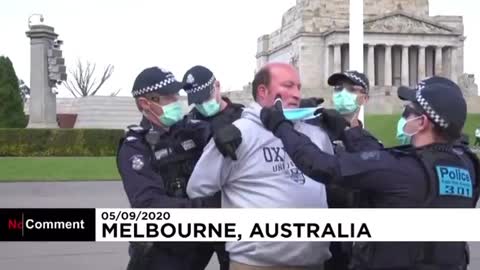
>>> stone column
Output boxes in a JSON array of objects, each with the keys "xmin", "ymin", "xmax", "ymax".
[
  {"xmin": 367, "ymin": 44, "xmax": 375, "ymax": 86},
  {"xmin": 384, "ymin": 45, "xmax": 392, "ymax": 86},
  {"xmin": 333, "ymin": 44, "xmax": 341, "ymax": 73},
  {"xmin": 435, "ymin": 46, "xmax": 443, "ymax": 76},
  {"xmin": 401, "ymin": 45, "xmax": 409, "ymax": 86},
  {"xmin": 451, "ymin": 47, "xmax": 458, "ymax": 82},
  {"xmin": 418, "ymin": 45, "xmax": 426, "ymax": 80},
  {"xmin": 25, "ymin": 24, "xmax": 59, "ymax": 128}
]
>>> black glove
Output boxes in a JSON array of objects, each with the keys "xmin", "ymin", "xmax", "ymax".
[
  {"xmin": 260, "ymin": 96, "xmax": 293, "ymax": 134},
  {"xmin": 299, "ymin": 97, "xmax": 325, "ymax": 108},
  {"xmin": 214, "ymin": 124, "xmax": 242, "ymax": 160},
  {"xmin": 318, "ymin": 108, "xmax": 350, "ymax": 141}
]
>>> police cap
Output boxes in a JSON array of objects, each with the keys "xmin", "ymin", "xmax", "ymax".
[
  {"xmin": 327, "ymin": 70, "xmax": 370, "ymax": 94},
  {"xmin": 132, "ymin": 67, "xmax": 183, "ymax": 98},
  {"xmin": 182, "ymin": 65, "xmax": 216, "ymax": 105},
  {"xmin": 398, "ymin": 76, "xmax": 467, "ymax": 138}
]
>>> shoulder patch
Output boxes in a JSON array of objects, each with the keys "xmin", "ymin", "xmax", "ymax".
[{"xmin": 130, "ymin": 154, "xmax": 145, "ymax": 171}]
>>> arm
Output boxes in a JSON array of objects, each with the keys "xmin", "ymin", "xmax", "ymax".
[
  {"xmin": 117, "ymin": 139, "xmax": 218, "ymax": 208},
  {"xmin": 274, "ymin": 122, "xmax": 341, "ymax": 183},
  {"xmin": 273, "ymin": 121, "xmax": 397, "ymax": 192},
  {"xmin": 342, "ymin": 126, "xmax": 384, "ymax": 152},
  {"xmin": 187, "ymin": 137, "xmax": 234, "ymax": 198}
]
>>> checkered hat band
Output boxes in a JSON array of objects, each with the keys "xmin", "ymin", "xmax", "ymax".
[
  {"xmin": 415, "ymin": 92, "xmax": 449, "ymax": 128},
  {"xmin": 348, "ymin": 73, "xmax": 368, "ymax": 90},
  {"xmin": 185, "ymin": 75, "xmax": 215, "ymax": 94},
  {"xmin": 132, "ymin": 77, "xmax": 176, "ymax": 97}
]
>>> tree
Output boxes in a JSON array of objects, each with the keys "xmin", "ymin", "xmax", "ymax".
[
  {"xmin": 0, "ymin": 56, "xmax": 27, "ymax": 128},
  {"xmin": 63, "ymin": 59, "xmax": 119, "ymax": 97}
]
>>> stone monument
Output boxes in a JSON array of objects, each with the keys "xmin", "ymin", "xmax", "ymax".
[
  {"xmin": 225, "ymin": 0, "xmax": 479, "ymax": 114},
  {"xmin": 25, "ymin": 19, "xmax": 67, "ymax": 128}
]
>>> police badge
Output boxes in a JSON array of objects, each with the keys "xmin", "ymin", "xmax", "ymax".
[{"xmin": 186, "ymin": 74, "xmax": 195, "ymax": 84}]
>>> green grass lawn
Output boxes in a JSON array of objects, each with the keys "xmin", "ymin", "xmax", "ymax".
[
  {"xmin": 0, "ymin": 157, "xmax": 120, "ymax": 181},
  {"xmin": 0, "ymin": 114, "xmax": 478, "ymax": 182}
]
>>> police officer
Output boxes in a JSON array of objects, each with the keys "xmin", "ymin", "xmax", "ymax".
[
  {"xmin": 117, "ymin": 67, "xmax": 224, "ymax": 270},
  {"xmin": 182, "ymin": 66, "xmax": 245, "ymax": 268},
  {"xmin": 183, "ymin": 65, "xmax": 244, "ymax": 132},
  {"xmin": 320, "ymin": 70, "xmax": 382, "ymax": 152},
  {"xmin": 304, "ymin": 71, "xmax": 382, "ymax": 270},
  {"xmin": 182, "ymin": 65, "xmax": 244, "ymax": 162},
  {"xmin": 260, "ymin": 76, "xmax": 480, "ymax": 270}
]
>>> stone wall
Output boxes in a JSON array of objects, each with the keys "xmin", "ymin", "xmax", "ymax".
[{"xmin": 24, "ymin": 96, "xmax": 192, "ymax": 129}]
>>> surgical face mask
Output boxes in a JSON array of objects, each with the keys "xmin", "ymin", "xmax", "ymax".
[
  {"xmin": 396, "ymin": 116, "xmax": 422, "ymax": 145},
  {"xmin": 149, "ymin": 101, "xmax": 183, "ymax": 127},
  {"xmin": 333, "ymin": 89, "xmax": 359, "ymax": 114},
  {"xmin": 282, "ymin": 107, "xmax": 321, "ymax": 121},
  {"xmin": 195, "ymin": 99, "xmax": 220, "ymax": 117}
]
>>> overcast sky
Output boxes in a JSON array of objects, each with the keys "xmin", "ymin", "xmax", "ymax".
[{"xmin": 0, "ymin": 0, "xmax": 478, "ymax": 97}]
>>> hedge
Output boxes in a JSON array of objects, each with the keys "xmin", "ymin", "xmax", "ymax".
[{"xmin": 0, "ymin": 128, "xmax": 125, "ymax": 156}]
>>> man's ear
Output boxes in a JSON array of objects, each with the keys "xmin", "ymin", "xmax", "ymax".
[
  {"xmin": 257, "ymin": 84, "xmax": 268, "ymax": 101},
  {"xmin": 137, "ymin": 97, "xmax": 150, "ymax": 111},
  {"xmin": 358, "ymin": 93, "xmax": 368, "ymax": 105},
  {"xmin": 418, "ymin": 115, "xmax": 431, "ymax": 132}
]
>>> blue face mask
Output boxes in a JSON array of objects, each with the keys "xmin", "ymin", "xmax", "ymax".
[
  {"xmin": 195, "ymin": 99, "xmax": 220, "ymax": 117},
  {"xmin": 396, "ymin": 117, "xmax": 411, "ymax": 145},
  {"xmin": 282, "ymin": 107, "xmax": 321, "ymax": 121},
  {"xmin": 333, "ymin": 89, "xmax": 359, "ymax": 114}
]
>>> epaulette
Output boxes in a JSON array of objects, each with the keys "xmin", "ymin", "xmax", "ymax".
[
  {"xmin": 122, "ymin": 125, "xmax": 148, "ymax": 143},
  {"xmin": 125, "ymin": 125, "xmax": 147, "ymax": 134}
]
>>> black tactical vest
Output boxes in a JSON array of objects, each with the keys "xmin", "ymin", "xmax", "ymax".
[
  {"xmin": 353, "ymin": 144, "xmax": 479, "ymax": 270},
  {"xmin": 149, "ymin": 126, "xmax": 207, "ymax": 198},
  {"xmin": 411, "ymin": 144, "xmax": 479, "ymax": 269}
]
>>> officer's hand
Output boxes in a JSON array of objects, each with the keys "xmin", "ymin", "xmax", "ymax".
[
  {"xmin": 214, "ymin": 124, "xmax": 242, "ymax": 161},
  {"xmin": 299, "ymin": 97, "xmax": 325, "ymax": 108},
  {"xmin": 260, "ymin": 96, "xmax": 292, "ymax": 134},
  {"xmin": 318, "ymin": 108, "xmax": 350, "ymax": 141}
]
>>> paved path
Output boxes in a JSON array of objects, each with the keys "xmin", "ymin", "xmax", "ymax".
[{"xmin": 0, "ymin": 181, "xmax": 477, "ymax": 269}]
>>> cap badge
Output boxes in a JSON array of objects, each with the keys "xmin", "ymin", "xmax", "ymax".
[{"xmin": 186, "ymin": 74, "xmax": 195, "ymax": 84}]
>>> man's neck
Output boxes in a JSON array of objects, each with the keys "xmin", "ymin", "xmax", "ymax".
[{"xmin": 413, "ymin": 135, "xmax": 445, "ymax": 148}]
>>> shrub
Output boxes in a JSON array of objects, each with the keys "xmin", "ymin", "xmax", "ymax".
[{"xmin": 0, "ymin": 128, "xmax": 125, "ymax": 156}]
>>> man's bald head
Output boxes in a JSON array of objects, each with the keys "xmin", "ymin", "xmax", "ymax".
[{"xmin": 251, "ymin": 62, "xmax": 301, "ymax": 108}]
